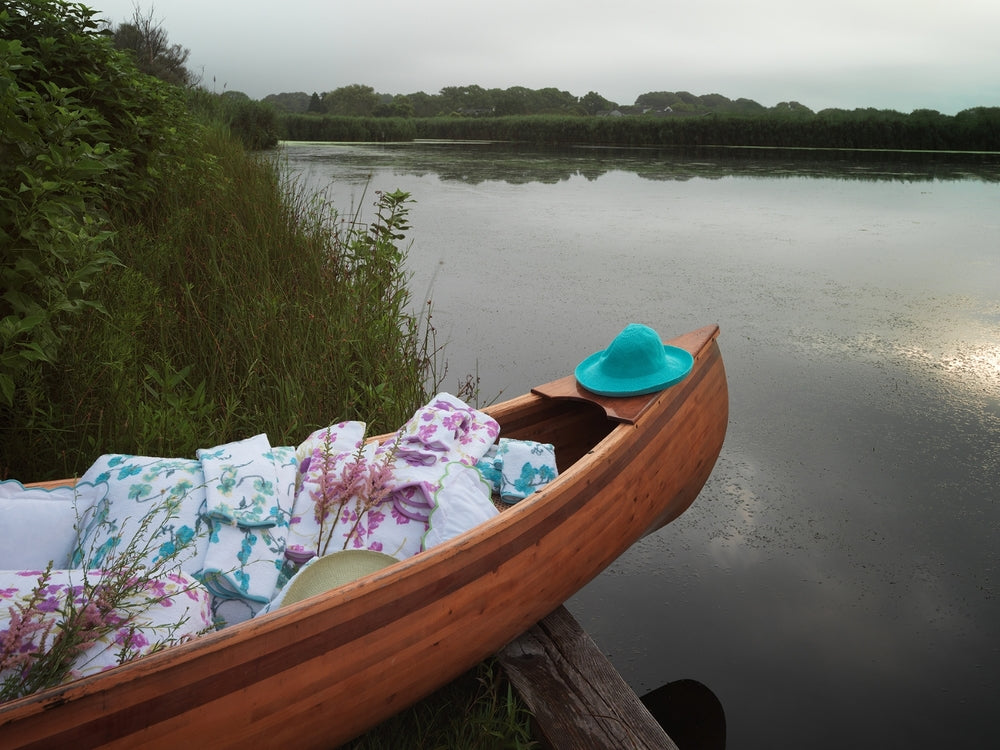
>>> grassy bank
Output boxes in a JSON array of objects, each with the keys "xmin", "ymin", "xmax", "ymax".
[
  {"xmin": 2, "ymin": 123, "xmax": 433, "ymax": 479},
  {"xmin": 3, "ymin": 1, "xmax": 434, "ymax": 478}
]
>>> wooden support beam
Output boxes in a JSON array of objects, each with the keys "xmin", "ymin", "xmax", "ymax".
[{"xmin": 497, "ymin": 605, "xmax": 679, "ymax": 750}]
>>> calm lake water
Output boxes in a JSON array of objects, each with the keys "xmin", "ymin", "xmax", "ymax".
[{"xmin": 282, "ymin": 141, "xmax": 1000, "ymax": 749}]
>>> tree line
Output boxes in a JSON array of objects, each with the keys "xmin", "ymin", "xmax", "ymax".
[
  {"xmin": 265, "ymin": 84, "xmax": 818, "ymax": 118},
  {"xmin": 265, "ymin": 84, "xmax": 619, "ymax": 117}
]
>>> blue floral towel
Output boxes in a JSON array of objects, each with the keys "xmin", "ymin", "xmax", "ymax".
[
  {"xmin": 75, "ymin": 455, "xmax": 210, "ymax": 574},
  {"xmin": 197, "ymin": 436, "xmax": 297, "ymax": 603},
  {"xmin": 489, "ymin": 438, "xmax": 558, "ymax": 504},
  {"xmin": 74, "ymin": 436, "xmax": 296, "ymax": 606}
]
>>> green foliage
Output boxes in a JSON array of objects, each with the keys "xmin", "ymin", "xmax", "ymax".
[
  {"xmin": 343, "ymin": 660, "xmax": 536, "ymax": 749},
  {"xmin": 0, "ymin": 4, "xmax": 433, "ymax": 479},
  {"xmin": 0, "ymin": 0, "xmax": 189, "ymax": 408},
  {"xmin": 281, "ymin": 114, "xmax": 417, "ymax": 142},
  {"xmin": 187, "ymin": 89, "xmax": 279, "ymax": 149},
  {"xmin": 272, "ymin": 82, "xmax": 999, "ymax": 150},
  {"xmin": 321, "ymin": 84, "xmax": 381, "ymax": 116},
  {"xmin": 1, "ymin": 122, "xmax": 434, "ymax": 478},
  {"xmin": 280, "ymin": 108, "xmax": 1000, "ymax": 151},
  {"xmin": 269, "ymin": 84, "xmax": 595, "ymax": 119}
]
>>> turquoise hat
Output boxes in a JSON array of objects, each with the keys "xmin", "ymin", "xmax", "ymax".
[{"xmin": 574, "ymin": 324, "xmax": 694, "ymax": 397}]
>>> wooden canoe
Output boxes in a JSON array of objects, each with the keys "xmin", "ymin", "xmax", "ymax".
[{"xmin": 0, "ymin": 325, "xmax": 728, "ymax": 749}]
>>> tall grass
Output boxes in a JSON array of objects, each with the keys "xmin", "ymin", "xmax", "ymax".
[
  {"xmin": 2, "ymin": 125, "xmax": 433, "ymax": 479},
  {"xmin": 343, "ymin": 661, "xmax": 537, "ymax": 750},
  {"xmin": 278, "ymin": 109, "xmax": 1000, "ymax": 151}
]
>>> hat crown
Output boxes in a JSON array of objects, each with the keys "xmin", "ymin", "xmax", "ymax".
[
  {"xmin": 574, "ymin": 322, "xmax": 693, "ymax": 397},
  {"xmin": 599, "ymin": 324, "xmax": 666, "ymax": 377}
]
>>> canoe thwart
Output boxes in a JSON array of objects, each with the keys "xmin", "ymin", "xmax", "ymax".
[
  {"xmin": 531, "ymin": 375, "xmax": 658, "ymax": 425},
  {"xmin": 531, "ymin": 324, "xmax": 721, "ymax": 425}
]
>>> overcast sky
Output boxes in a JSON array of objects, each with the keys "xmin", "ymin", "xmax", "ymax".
[{"xmin": 92, "ymin": 0, "xmax": 999, "ymax": 114}]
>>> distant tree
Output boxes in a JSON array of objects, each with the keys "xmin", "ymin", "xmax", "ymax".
[
  {"xmin": 307, "ymin": 92, "xmax": 324, "ymax": 113},
  {"xmin": 580, "ymin": 91, "xmax": 615, "ymax": 115},
  {"xmin": 494, "ymin": 87, "xmax": 530, "ymax": 116},
  {"xmin": 405, "ymin": 91, "xmax": 438, "ymax": 117},
  {"xmin": 731, "ymin": 97, "xmax": 766, "ymax": 114},
  {"xmin": 771, "ymin": 101, "xmax": 814, "ymax": 116},
  {"xmin": 111, "ymin": 6, "xmax": 193, "ymax": 87},
  {"xmin": 953, "ymin": 107, "xmax": 1000, "ymax": 150},
  {"xmin": 438, "ymin": 85, "xmax": 491, "ymax": 115},
  {"xmin": 533, "ymin": 87, "xmax": 578, "ymax": 113},
  {"xmin": 262, "ymin": 92, "xmax": 311, "ymax": 113},
  {"xmin": 322, "ymin": 84, "xmax": 379, "ymax": 116},
  {"xmin": 635, "ymin": 91, "xmax": 667, "ymax": 108},
  {"xmin": 388, "ymin": 95, "xmax": 414, "ymax": 117}
]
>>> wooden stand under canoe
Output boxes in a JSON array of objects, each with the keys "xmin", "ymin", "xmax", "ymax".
[
  {"xmin": 0, "ymin": 325, "xmax": 728, "ymax": 749},
  {"xmin": 498, "ymin": 604, "xmax": 681, "ymax": 750}
]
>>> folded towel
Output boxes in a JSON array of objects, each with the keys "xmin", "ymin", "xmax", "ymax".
[
  {"xmin": 494, "ymin": 438, "xmax": 558, "ymax": 504},
  {"xmin": 0, "ymin": 481, "xmax": 89, "ymax": 569},
  {"xmin": 475, "ymin": 445, "xmax": 502, "ymax": 493},
  {"xmin": 284, "ymin": 421, "xmax": 368, "ymax": 563},
  {"xmin": 395, "ymin": 392, "xmax": 500, "ymax": 467},
  {"xmin": 198, "ymin": 434, "xmax": 286, "ymax": 528},
  {"xmin": 74, "ymin": 454, "xmax": 210, "ymax": 575},
  {"xmin": 0, "ymin": 569, "xmax": 213, "ymax": 684},
  {"xmin": 279, "ymin": 393, "xmax": 503, "ymax": 584},
  {"xmin": 197, "ymin": 439, "xmax": 296, "ymax": 604},
  {"xmin": 422, "ymin": 462, "xmax": 498, "ymax": 549}
]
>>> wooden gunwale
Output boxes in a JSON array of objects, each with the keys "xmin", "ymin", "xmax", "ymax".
[{"xmin": 0, "ymin": 326, "xmax": 727, "ymax": 749}]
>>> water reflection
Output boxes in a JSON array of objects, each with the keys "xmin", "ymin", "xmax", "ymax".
[
  {"xmin": 640, "ymin": 679, "xmax": 726, "ymax": 749},
  {"xmin": 282, "ymin": 140, "xmax": 1000, "ymax": 186},
  {"xmin": 283, "ymin": 142, "xmax": 1000, "ymax": 749}
]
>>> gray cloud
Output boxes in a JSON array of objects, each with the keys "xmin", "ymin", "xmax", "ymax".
[{"xmin": 94, "ymin": 0, "xmax": 1000, "ymax": 113}]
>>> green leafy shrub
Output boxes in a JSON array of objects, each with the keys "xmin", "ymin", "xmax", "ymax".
[
  {"xmin": 1, "ymin": 4, "xmax": 434, "ymax": 480},
  {"xmin": 0, "ymin": 0, "xmax": 189, "ymax": 407},
  {"xmin": 2, "ymin": 123, "xmax": 434, "ymax": 478},
  {"xmin": 188, "ymin": 89, "xmax": 280, "ymax": 149}
]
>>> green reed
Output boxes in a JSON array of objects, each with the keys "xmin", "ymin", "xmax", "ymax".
[{"xmin": 2, "ymin": 123, "xmax": 435, "ymax": 479}]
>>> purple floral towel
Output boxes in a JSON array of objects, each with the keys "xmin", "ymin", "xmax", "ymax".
[
  {"xmin": 0, "ymin": 568, "xmax": 213, "ymax": 685},
  {"xmin": 282, "ymin": 393, "xmax": 500, "ymax": 572}
]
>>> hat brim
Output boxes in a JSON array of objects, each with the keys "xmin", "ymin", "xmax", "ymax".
[
  {"xmin": 283, "ymin": 550, "xmax": 399, "ymax": 605},
  {"xmin": 574, "ymin": 344, "xmax": 694, "ymax": 397}
]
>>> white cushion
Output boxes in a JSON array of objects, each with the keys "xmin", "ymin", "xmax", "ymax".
[{"xmin": 0, "ymin": 481, "xmax": 82, "ymax": 569}]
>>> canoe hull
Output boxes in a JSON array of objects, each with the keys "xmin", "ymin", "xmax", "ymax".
[{"xmin": 0, "ymin": 326, "xmax": 728, "ymax": 749}]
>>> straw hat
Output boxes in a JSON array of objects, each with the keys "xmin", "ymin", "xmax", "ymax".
[
  {"xmin": 574, "ymin": 323, "xmax": 694, "ymax": 397},
  {"xmin": 282, "ymin": 550, "xmax": 399, "ymax": 605}
]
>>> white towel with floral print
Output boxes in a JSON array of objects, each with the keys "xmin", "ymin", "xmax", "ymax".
[
  {"xmin": 74, "ymin": 455, "xmax": 211, "ymax": 576},
  {"xmin": 420, "ymin": 461, "xmax": 497, "ymax": 548},
  {"xmin": 74, "ymin": 439, "xmax": 296, "ymax": 606},
  {"xmin": 284, "ymin": 421, "xmax": 370, "ymax": 563},
  {"xmin": 281, "ymin": 393, "xmax": 500, "ymax": 576},
  {"xmin": 0, "ymin": 568, "xmax": 213, "ymax": 685},
  {"xmin": 493, "ymin": 438, "xmax": 558, "ymax": 504},
  {"xmin": 197, "ymin": 435, "xmax": 297, "ymax": 604}
]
